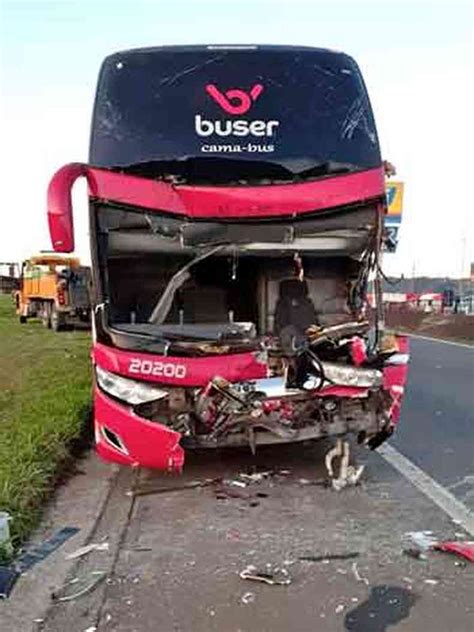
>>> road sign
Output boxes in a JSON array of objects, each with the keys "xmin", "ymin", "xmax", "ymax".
[
  {"xmin": 384, "ymin": 181, "xmax": 404, "ymax": 252},
  {"xmin": 386, "ymin": 181, "xmax": 404, "ymax": 221}
]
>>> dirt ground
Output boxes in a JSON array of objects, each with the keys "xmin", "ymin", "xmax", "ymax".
[{"xmin": 385, "ymin": 311, "xmax": 474, "ymax": 343}]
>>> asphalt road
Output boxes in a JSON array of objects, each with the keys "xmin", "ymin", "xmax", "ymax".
[
  {"xmin": 392, "ymin": 336, "xmax": 474, "ymax": 509},
  {"xmin": 43, "ymin": 336, "xmax": 474, "ymax": 632}
]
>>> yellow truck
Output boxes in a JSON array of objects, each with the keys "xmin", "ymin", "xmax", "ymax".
[{"xmin": 15, "ymin": 254, "xmax": 91, "ymax": 331}]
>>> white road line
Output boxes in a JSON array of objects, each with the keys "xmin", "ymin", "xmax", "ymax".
[
  {"xmin": 407, "ymin": 333, "xmax": 473, "ymax": 349},
  {"xmin": 378, "ymin": 443, "xmax": 474, "ymax": 536}
]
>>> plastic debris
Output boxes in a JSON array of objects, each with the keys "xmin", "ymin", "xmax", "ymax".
[
  {"xmin": 404, "ymin": 533, "xmax": 474, "ymax": 563},
  {"xmin": 352, "ymin": 562, "xmax": 369, "ymax": 586},
  {"xmin": 335, "ymin": 604, "xmax": 345, "ymax": 614},
  {"xmin": 225, "ymin": 479, "xmax": 247, "ymax": 488},
  {"xmin": 84, "ymin": 627, "xmax": 97, "ymax": 632},
  {"xmin": 52, "ymin": 571, "xmax": 106, "ymax": 602},
  {"xmin": 239, "ymin": 471, "xmax": 272, "ymax": 483},
  {"xmin": 241, "ymin": 591, "xmax": 256, "ymax": 604},
  {"xmin": 404, "ymin": 531, "xmax": 437, "ymax": 552},
  {"xmin": 239, "ymin": 564, "xmax": 291, "ymax": 585},
  {"xmin": 325, "ymin": 439, "xmax": 365, "ymax": 490},
  {"xmin": 66, "ymin": 542, "xmax": 109, "ymax": 560},
  {"xmin": 434, "ymin": 541, "xmax": 474, "ymax": 563},
  {"xmin": 424, "ymin": 579, "xmax": 438, "ymax": 586}
]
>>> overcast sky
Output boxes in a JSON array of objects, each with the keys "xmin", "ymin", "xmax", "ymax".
[{"xmin": 1, "ymin": 0, "xmax": 472, "ymax": 277}]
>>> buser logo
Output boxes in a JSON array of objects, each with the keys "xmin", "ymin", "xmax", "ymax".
[
  {"xmin": 205, "ymin": 83, "xmax": 263, "ymax": 115},
  {"xmin": 195, "ymin": 82, "xmax": 279, "ymax": 138}
]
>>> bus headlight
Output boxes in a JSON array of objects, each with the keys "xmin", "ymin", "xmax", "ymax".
[{"xmin": 95, "ymin": 365, "xmax": 169, "ymax": 405}]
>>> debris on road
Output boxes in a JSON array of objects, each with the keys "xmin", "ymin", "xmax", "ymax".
[
  {"xmin": 225, "ymin": 479, "xmax": 247, "ymax": 488},
  {"xmin": 241, "ymin": 591, "xmax": 256, "ymax": 604},
  {"xmin": 403, "ymin": 532, "xmax": 474, "ymax": 563},
  {"xmin": 240, "ymin": 564, "xmax": 292, "ymax": 585},
  {"xmin": 424, "ymin": 579, "xmax": 439, "ymax": 586},
  {"xmin": 129, "ymin": 478, "xmax": 220, "ymax": 497},
  {"xmin": 352, "ymin": 561, "xmax": 369, "ymax": 586},
  {"xmin": 404, "ymin": 531, "xmax": 437, "ymax": 551},
  {"xmin": 65, "ymin": 542, "xmax": 109, "ymax": 560},
  {"xmin": 239, "ymin": 471, "xmax": 272, "ymax": 483},
  {"xmin": 403, "ymin": 547, "xmax": 427, "ymax": 561},
  {"xmin": 434, "ymin": 541, "xmax": 474, "ymax": 563},
  {"xmin": 52, "ymin": 571, "xmax": 106, "ymax": 602},
  {"xmin": 298, "ymin": 552, "xmax": 360, "ymax": 562},
  {"xmin": 335, "ymin": 603, "xmax": 345, "ymax": 614},
  {"xmin": 325, "ymin": 439, "xmax": 365, "ymax": 491}
]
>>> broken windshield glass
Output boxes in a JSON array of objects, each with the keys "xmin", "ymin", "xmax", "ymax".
[{"xmin": 90, "ymin": 46, "xmax": 381, "ymax": 175}]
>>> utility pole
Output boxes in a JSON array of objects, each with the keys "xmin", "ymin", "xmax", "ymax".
[{"xmin": 411, "ymin": 259, "xmax": 416, "ymax": 294}]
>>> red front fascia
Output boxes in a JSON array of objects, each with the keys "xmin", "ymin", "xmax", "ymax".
[
  {"xmin": 48, "ymin": 163, "xmax": 385, "ymax": 252},
  {"xmin": 94, "ymin": 387, "xmax": 184, "ymax": 471},
  {"xmin": 93, "ymin": 342, "xmax": 268, "ymax": 387},
  {"xmin": 88, "ymin": 165, "xmax": 385, "ymax": 218},
  {"xmin": 382, "ymin": 336, "xmax": 410, "ymax": 425}
]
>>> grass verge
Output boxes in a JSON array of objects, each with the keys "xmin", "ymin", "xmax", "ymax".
[{"xmin": 0, "ymin": 295, "xmax": 91, "ymax": 549}]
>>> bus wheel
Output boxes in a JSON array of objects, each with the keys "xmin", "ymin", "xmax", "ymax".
[
  {"xmin": 51, "ymin": 306, "xmax": 65, "ymax": 332},
  {"xmin": 19, "ymin": 315, "xmax": 27, "ymax": 324}
]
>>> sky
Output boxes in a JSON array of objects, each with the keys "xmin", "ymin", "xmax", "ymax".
[{"xmin": 0, "ymin": 0, "xmax": 473, "ymax": 278}]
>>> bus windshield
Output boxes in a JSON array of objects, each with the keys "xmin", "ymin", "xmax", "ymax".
[{"xmin": 90, "ymin": 46, "xmax": 381, "ymax": 182}]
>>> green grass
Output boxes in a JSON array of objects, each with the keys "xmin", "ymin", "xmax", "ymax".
[{"xmin": 0, "ymin": 295, "xmax": 91, "ymax": 549}]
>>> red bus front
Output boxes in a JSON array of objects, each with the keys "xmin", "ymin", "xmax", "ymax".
[{"xmin": 47, "ymin": 45, "xmax": 408, "ymax": 473}]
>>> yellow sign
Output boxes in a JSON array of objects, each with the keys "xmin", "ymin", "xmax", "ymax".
[{"xmin": 386, "ymin": 181, "xmax": 404, "ymax": 217}]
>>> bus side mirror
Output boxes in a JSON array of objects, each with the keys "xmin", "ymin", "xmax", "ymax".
[{"xmin": 47, "ymin": 163, "xmax": 89, "ymax": 252}]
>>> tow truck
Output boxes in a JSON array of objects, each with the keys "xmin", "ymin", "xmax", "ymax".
[{"xmin": 16, "ymin": 254, "xmax": 90, "ymax": 330}]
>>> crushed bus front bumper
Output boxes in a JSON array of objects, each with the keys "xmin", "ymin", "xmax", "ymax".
[
  {"xmin": 93, "ymin": 336, "xmax": 409, "ymax": 472},
  {"xmin": 94, "ymin": 387, "xmax": 184, "ymax": 472}
]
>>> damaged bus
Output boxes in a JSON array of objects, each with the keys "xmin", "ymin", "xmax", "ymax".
[{"xmin": 47, "ymin": 45, "xmax": 409, "ymax": 479}]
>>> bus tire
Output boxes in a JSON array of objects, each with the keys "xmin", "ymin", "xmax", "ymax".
[{"xmin": 19, "ymin": 315, "xmax": 27, "ymax": 324}]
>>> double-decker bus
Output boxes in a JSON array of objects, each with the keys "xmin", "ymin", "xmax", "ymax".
[{"xmin": 47, "ymin": 45, "xmax": 408, "ymax": 480}]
